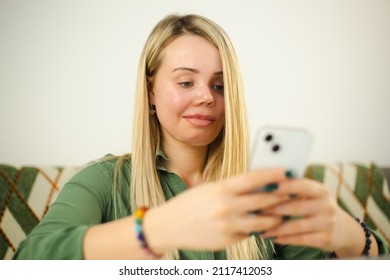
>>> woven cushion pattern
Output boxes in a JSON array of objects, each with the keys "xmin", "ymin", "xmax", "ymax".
[
  {"xmin": 0, "ymin": 165, "xmax": 79, "ymax": 259},
  {"xmin": 305, "ymin": 162, "xmax": 390, "ymax": 245}
]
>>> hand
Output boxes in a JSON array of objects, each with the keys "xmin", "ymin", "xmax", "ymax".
[
  {"xmin": 260, "ymin": 178, "xmax": 378, "ymax": 257},
  {"xmin": 144, "ymin": 168, "xmax": 291, "ymax": 253}
]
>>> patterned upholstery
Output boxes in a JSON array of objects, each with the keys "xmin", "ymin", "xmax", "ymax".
[
  {"xmin": 0, "ymin": 165, "xmax": 79, "ymax": 259},
  {"xmin": 0, "ymin": 162, "xmax": 389, "ymax": 259},
  {"xmin": 305, "ymin": 162, "xmax": 390, "ymax": 246}
]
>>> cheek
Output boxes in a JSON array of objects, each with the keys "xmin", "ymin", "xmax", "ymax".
[
  {"xmin": 216, "ymin": 95, "xmax": 226, "ymax": 116},
  {"xmin": 169, "ymin": 93, "xmax": 189, "ymax": 108},
  {"xmin": 158, "ymin": 93, "xmax": 188, "ymax": 112},
  {"xmin": 154, "ymin": 88, "xmax": 190, "ymax": 117}
]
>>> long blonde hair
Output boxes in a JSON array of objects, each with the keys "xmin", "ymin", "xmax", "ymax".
[{"xmin": 115, "ymin": 14, "xmax": 268, "ymax": 260}]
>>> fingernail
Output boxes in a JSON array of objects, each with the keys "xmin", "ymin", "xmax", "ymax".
[
  {"xmin": 285, "ymin": 170, "xmax": 295, "ymax": 178},
  {"xmin": 289, "ymin": 193, "xmax": 298, "ymax": 199},
  {"xmin": 261, "ymin": 183, "xmax": 279, "ymax": 192},
  {"xmin": 282, "ymin": 215, "xmax": 291, "ymax": 222}
]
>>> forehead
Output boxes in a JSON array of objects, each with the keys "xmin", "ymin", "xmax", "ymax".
[{"xmin": 158, "ymin": 35, "xmax": 222, "ymax": 71}]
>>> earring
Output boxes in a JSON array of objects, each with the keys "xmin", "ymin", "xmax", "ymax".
[{"xmin": 150, "ymin": 106, "xmax": 156, "ymax": 115}]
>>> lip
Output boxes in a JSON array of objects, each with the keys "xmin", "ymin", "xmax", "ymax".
[{"xmin": 183, "ymin": 114, "xmax": 215, "ymax": 127}]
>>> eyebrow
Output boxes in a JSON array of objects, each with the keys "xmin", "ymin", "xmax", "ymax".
[{"xmin": 172, "ymin": 67, "xmax": 223, "ymax": 75}]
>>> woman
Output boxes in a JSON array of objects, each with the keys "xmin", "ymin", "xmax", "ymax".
[{"xmin": 13, "ymin": 14, "xmax": 388, "ymax": 260}]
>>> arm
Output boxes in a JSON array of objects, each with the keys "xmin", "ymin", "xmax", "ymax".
[
  {"xmin": 12, "ymin": 158, "xmax": 166, "ymax": 260},
  {"xmin": 84, "ymin": 168, "xmax": 290, "ymax": 259},
  {"xmin": 83, "ymin": 215, "xmax": 156, "ymax": 259},
  {"xmin": 14, "ymin": 163, "xmax": 294, "ymax": 260}
]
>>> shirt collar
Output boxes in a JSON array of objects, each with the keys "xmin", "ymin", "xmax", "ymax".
[{"xmin": 156, "ymin": 147, "xmax": 169, "ymax": 171}]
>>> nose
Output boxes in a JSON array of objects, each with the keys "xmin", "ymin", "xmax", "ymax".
[{"xmin": 194, "ymin": 85, "xmax": 214, "ymax": 106}]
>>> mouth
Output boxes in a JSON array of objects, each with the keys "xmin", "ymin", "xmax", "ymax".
[{"xmin": 183, "ymin": 114, "xmax": 215, "ymax": 127}]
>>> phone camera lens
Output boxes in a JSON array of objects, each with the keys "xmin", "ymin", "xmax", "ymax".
[
  {"xmin": 265, "ymin": 134, "xmax": 273, "ymax": 142},
  {"xmin": 272, "ymin": 144, "xmax": 280, "ymax": 152}
]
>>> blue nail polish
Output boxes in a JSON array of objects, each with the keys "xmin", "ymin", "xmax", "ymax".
[
  {"xmin": 282, "ymin": 215, "xmax": 291, "ymax": 222},
  {"xmin": 261, "ymin": 183, "xmax": 279, "ymax": 192},
  {"xmin": 285, "ymin": 170, "xmax": 295, "ymax": 178}
]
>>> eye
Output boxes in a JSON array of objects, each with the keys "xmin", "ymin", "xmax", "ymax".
[
  {"xmin": 179, "ymin": 81, "xmax": 193, "ymax": 88},
  {"xmin": 212, "ymin": 84, "xmax": 224, "ymax": 94}
]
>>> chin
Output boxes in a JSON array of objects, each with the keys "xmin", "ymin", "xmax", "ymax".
[{"xmin": 184, "ymin": 134, "xmax": 220, "ymax": 147}]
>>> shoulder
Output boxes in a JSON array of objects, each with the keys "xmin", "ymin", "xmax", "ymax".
[
  {"xmin": 78, "ymin": 153, "xmax": 132, "ymax": 178},
  {"xmin": 65, "ymin": 154, "xmax": 132, "ymax": 197}
]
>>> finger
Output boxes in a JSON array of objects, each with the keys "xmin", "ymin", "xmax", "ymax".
[
  {"xmin": 263, "ymin": 197, "xmax": 336, "ymax": 217},
  {"xmin": 224, "ymin": 168, "xmax": 287, "ymax": 194},
  {"xmin": 274, "ymin": 178, "xmax": 330, "ymax": 198},
  {"xmin": 232, "ymin": 214, "xmax": 284, "ymax": 235},
  {"xmin": 262, "ymin": 215, "xmax": 330, "ymax": 238},
  {"xmin": 270, "ymin": 231, "xmax": 332, "ymax": 251},
  {"xmin": 232, "ymin": 192, "xmax": 292, "ymax": 214}
]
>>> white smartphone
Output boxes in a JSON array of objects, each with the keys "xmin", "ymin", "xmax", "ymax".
[{"xmin": 249, "ymin": 125, "xmax": 314, "ymax": 178}]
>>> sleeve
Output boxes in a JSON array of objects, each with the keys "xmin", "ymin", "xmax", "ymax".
[
  {"xmin": 274, "ymin": 244, "xmax": 326, "ymax": 260},
  {"xmin": 12, "ymin": 161, "xmax": 113, "ymax": 260},
  {"xmin": 369, "ymin": 228, "xmax": 389, "ymax": 255}
]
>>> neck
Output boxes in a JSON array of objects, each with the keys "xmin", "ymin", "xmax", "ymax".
[{"xmin": 162, "ymin": 141, "xmax": 208, "ymax": 188}]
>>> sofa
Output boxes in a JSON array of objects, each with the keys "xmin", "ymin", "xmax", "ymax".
[{"xmin": 1, "ymin": 161, "xmax": 389, "ymax": 260}]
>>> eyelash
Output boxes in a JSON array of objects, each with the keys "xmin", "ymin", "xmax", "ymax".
[
  {"xmin": 178, "ymin": 82, "xmax": 224, "ymax": 94},
  {"xmin": 179, "ymin": 81, "xmax": 193, "ymax": 88}
]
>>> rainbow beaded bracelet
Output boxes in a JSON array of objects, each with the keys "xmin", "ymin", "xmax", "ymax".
[{"xmin": 134, "ymin": 206, "xmax": 161, "ymax": 259}]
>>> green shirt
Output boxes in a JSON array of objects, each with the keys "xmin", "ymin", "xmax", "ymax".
[{"xmin": 13, "ymin": 155, "xmax": 389, "ymax": 260}]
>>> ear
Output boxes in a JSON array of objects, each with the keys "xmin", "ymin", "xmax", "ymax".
[{"xmin": 147, "ymin": 79, "xmax": 155, "ymax": 105}]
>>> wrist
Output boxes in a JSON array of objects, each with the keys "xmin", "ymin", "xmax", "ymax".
[
  {"xmin": 142, "ymin": 206, "xmax": 169, "ymax": 256},
  {"xmin": 332, "ymin": 216, "xmax": 374, "ymax": 258},
  {"xmin": 134, "ymin": 207, "xmax": 163, "ymax": 259}
]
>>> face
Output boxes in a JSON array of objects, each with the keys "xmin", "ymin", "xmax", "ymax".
[{"xmin": 149, "ymin": 35, "xmax": 225, "ymax": 147}]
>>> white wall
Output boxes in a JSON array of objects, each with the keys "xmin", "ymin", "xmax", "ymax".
[{"xmin": 1, "ymin": 0, "xmax": 389, "ymax": 166}]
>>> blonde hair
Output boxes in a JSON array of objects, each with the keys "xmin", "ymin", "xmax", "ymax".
[{"xmin": 115, "ymin": 14, "xmax": 268, "ymax": 260}]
